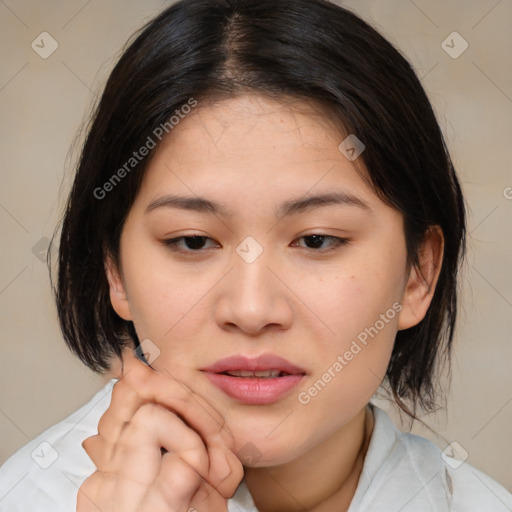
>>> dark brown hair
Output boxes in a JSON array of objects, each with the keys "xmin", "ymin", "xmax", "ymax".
[{"xmin": 51, "ymin": 0, "xmax": 466, "ymax": 419}]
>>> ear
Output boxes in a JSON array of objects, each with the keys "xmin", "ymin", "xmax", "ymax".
[
  {"xmin": 104, "ymin": 254, "xmax": 133, "ymax": 321},
  {"xmin": 397, "ymin": 226, "xmax": 444, "ymax": 331}
]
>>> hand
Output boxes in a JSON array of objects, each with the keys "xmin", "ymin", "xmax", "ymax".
[{"xmin": 77, "ymin": 350, "xmax": 244, "ymax": 512}]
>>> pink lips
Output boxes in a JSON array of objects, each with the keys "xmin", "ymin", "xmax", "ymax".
[{"xmin": 200, "ymin": 354, "xmax": 307, "ymax": 405}]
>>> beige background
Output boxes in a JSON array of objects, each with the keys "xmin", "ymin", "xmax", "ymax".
[{"xmin": 1, "ymin": 0, "xmax": 511, "ymax": 492}]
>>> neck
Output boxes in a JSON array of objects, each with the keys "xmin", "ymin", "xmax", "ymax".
[{"xmin": 243, "ymin": 405, "xmax": 374, "ymax": 512}]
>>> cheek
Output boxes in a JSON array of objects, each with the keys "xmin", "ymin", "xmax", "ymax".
[
  {"xmin": 298, "ymin": 262, "xmax": 402, "ymax": 398},
  {"xmin": 120, "ymin": 252, "xmax": 188, "ymax": 339},
  {"xmin": 130, "ymin": 286, "xmax": 195, "ymax": 341},
  {"xmin": 122, "ymin": 255, "xmax": 220, "ymax": 358},
  {"xmin": 305, "ymin": 259, "xmax": 404, "ymax": 342}
]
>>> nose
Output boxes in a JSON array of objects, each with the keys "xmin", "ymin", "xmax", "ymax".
[{"xmin": 214, "ymin": 245, "xmax": 293, "ymax": 336}]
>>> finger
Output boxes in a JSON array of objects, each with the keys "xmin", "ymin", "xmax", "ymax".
[
  {"xmin": 117, "ymin": 370, "xmax": 243, "ymax": 496},
  {"xmin": 80, "ymin": 416, "xmax": 210, "ymax": 512},
  {"xmin": 95, "ymin": 376, "xmax": 145, "ymax": 445},
  {"xmin": 117, "ymin": 354, "xmax": 234, "ymax": 451},
  {"xmin": 135, "ymin": 367, "xmax": 243, "ymax": 495},
  {"xmin": 189, "ymin": 478, "xmax": 229, "ymax": 512},
  {"xmin": 159, "ymin": 367, "xmax": 236, "ymax": 450},
  {"xmin": 114, "ymin": 403, "xmax": 211, "ymax": 485},
  {"xmin": 81, "ymin": 434, "xmax": 109, "ymax": 469},
  {"xmin": 125, "ymin": 349, "xmax": 228, "ymax": 433},
  {"xmin": 205, "ymin": 445, "xmax": 245, "ymax": 499},
  {"xmin": 100, "ymin": 353, "xmax": 241, "ymax": 490},
  {"xmin": 148, "ymin": 452, "xmax": 206, "ymax": 511}
]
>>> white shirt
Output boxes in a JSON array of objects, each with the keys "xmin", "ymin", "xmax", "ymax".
[{"xmin": 0, "ymin": 379, "xmax": 511, "ymax": 511}]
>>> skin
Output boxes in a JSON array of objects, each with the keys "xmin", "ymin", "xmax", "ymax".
[{"xmin": 88, "ymin": 93, "xmax": 443, "ymax": 512}]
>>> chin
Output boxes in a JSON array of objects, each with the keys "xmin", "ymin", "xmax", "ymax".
[{"xmin": 227, "ymin": 418, "xmax": 307, "ymax": 468}]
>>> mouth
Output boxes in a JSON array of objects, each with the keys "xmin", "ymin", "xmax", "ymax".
[
  {"xmin": 200, "ymin": 354, "xmax": 307, "ymax": 405},
  {"xmin": 218, "ymin": 369, "xmax": 294, "ymax": 378}
]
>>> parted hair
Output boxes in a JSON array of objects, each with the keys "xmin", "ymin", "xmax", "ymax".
[{"xmin": 51, "ymin": 0, "xmax": 466, "ymax": 419}]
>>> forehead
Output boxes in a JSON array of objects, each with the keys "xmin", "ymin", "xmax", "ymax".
[
  {"xmin": 137, "ymin": 93, "xmax": 378, "ymax": 211},
  {"xmin": 165, "ymin": 93, "xmax": 348, "ymax": 157}
]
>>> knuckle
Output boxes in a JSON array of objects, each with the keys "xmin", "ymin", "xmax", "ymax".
[
  {"xmin": 96, "ymin": 411, "xmax": 112, "ymax": 438},
  {"xmin": 82, "ymin": 434, "xmax": 100, "ymax": 456},
  {"xmin": 123, "ymin": 359, "xmax": 151, "ymax": 389},
  {"xmin": 225, "ymin": 452, "xmax": 244, "ymax": 484},
  {"xmin": 231, "ymin": 456, "xmax": 244, "ymax": 482},
  {"xmin": 182, "ymin": 445, "xmax": 209, "ymax": 472},
  {"xmin": 131, "ymin": 403, "xmax": 157, "ymax": 428},
  {"xmin": 162, "ymin": 454, "xmax": 202, "ymax": 489},
  {"xmin": 82, "ymin": 434, "xmax": 116, "ymax": 469}
]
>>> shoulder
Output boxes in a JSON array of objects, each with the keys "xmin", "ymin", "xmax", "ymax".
[
  {"xmin": 350, "ymin": 404, "xmax": 512, "ymax": 512},
  {"xmin": 0, "ymin": 379, "xmax": 116, "ymax": 512},
  {"xmin": 446, "ymin": 459, "xmax": 512, "ymax": 511},
  {"xmin": 392, "ymin": 410, "xmax": 512, "ymax": 511}
]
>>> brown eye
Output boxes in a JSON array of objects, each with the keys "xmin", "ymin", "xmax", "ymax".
[
  {"xmin": 162, "ymin": 235, "xmax": 219, "ymax": 252},
  {"xmin": 293, "ymin": 234, "xmax": 349, "ymax": 252}
]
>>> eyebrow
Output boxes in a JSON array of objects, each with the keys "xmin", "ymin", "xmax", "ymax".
[{"xmin": 145, "ymin": 191, "xmax": 372, "ymax": 218}]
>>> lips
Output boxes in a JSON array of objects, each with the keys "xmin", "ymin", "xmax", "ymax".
[
  {"xmin": 200, "ymin": 354, "xmax": 306, "ymax": 376},
  {"xmin": 200, "ymin": 354, "xmax": 307, "ymax": 405}
]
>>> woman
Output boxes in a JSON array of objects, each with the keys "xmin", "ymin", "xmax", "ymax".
[{"xmin": 1, "ymin": 0, "xmax": 510, "ymax": 510}]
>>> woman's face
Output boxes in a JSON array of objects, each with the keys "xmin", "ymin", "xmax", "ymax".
[{"xmin": 108, "ymin": 94, "xmax": 427, "ymax": 466}]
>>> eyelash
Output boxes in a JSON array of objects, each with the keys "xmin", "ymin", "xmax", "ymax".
[{"xmin": 162, "ymin": 234, "xmax": 350, "ymax": 254}]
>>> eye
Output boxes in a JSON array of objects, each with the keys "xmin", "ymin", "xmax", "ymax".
[
  {"xmin": 162, "ymin": 235, "xmax": 219, "ymax": 252},
  {"xmin": 292, "ymin": 234, "xmax": 350, "ymax": 252}
]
